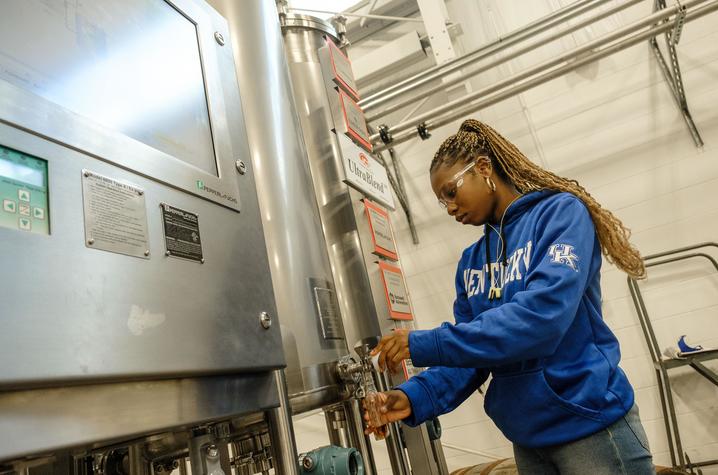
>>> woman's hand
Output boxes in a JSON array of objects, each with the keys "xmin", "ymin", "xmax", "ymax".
[
  {"xmin": 370, "ymin": 329, "xmax": 411, "ymax": 373},
  {"xmin": 363, "ymin": 390, "xmax": 412, "ymax": 438}
]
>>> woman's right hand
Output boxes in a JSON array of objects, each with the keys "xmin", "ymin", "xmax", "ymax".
[{"xmin": 363, "ymin": 390, "xmax": 412, "ymax": 437}]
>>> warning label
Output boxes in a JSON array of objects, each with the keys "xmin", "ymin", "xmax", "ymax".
[{"xmin": 161, "ymin": 203, "xmax": 203, "ymax": 263}]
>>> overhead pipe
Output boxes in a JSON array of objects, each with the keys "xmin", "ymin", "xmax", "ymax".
[
  {"xmin": 373, "ymin": 0, "xmax": 693, "ymax": 140},
  {"xmin": 365, "ymin": 0, "xmax": 644, "ymax": 122},
  {"xmin": 373, "ymin": 0, "xmax": 718, "ymax": 152},
  {"xmin": 288, "ymin": 7, "xmax": 424, "ymax": 23},
  {"xmin": 371, "ymin": 0, "xmax": 717, "ymax": 150},
  {"xmin": 359, "ymin": 0, "xmax": 608, "ymax": 110}
]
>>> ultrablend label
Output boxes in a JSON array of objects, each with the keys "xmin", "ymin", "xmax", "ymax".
[
  {"xmin": 161, "ymin": 203, "xmax": 203, "ymax": 263},
  {"xmin": 338, "ymin": 134, "xmax": 395, "ymax": 210}
]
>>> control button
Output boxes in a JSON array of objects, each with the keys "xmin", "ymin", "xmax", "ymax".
[
  {"xmin": 18, "ymin": 217, "xmax": 31, "ymax": 231},
  {"xmin": 18, "ymin": 189, "xmax": 30, "ymax": 202},
  {"xmin": 2, "ymin": 199, "xmax": 16, "ymax": 213},
  {"xmin": 33, "ymin": 207, "xmax": 45, "ymax": 220},
  {"xmin": 19, "ymin": 203, "xmax": 30, "ymax": 216}
]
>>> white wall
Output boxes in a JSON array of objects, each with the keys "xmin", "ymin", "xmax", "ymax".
[
  {"xmin": 292, "ymin": 1, "xmax": 718, "ymax": 472},
  {"xmin": 357, "ymin": 0, "xmax": 718, "ymax": 472}
]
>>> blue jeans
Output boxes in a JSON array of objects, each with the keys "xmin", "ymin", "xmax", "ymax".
[{"xmin": 513, "ymin": 404, "xmax": 654, "ymax": 474}]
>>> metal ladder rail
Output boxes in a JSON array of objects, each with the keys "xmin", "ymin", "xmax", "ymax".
[{"xmin": 627, "ymin": 242, "xmax": 718, "ymax": 470}]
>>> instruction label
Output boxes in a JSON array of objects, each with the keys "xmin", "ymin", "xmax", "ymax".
[
  {"xmin": 338, "ymin": 90, "xmax": 372, "ymax": 152},
  {"xmin": 161, "ymin": 203, "xmax": 203, "ymax": 263},
  {"xmin": 402, "ymin": 359, "xmax": 422, "ymax": 381},
  {"xmin": 365, "ymin": 200, "xmax": 398, "ymax": 260},
  {"xmin": 82, "ymin": 170, "xmax": 149, "ymax": 259},
  {"xmin": 326, "ymin": 40, "xmax": 359, "ymax": 100},
  {"xmin": 378, "ymin": 261, "xmax": 413, "ymax": 320}
]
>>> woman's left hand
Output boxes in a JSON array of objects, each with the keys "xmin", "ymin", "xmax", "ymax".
[{"xmin": 370, "ymin": 329, "xmax": 411, "ymax": 373}]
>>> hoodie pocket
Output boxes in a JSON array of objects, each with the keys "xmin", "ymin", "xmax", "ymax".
[{"xmin": 485, "ymin": 369, "xmax": 603, "ymax": 446}]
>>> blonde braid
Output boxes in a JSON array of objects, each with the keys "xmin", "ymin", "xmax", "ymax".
[{"xmin": 431, "ymin": 119, "xmax": 645, "ymax": 278}]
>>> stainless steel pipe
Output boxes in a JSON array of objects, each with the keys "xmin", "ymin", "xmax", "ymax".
[
  {"xmin": 365, "ymin": 0, "xmax": 644, "ymax": 122},
  {"xmin": 374, "ymin": 0, "xmax": 718, "ymax": 151},
  {"xmin": 372, "ymin": 0, "xmax": 717, "ymax": 150},
  {"xmin": 359, "ymin": 0, "xmax": 608, "ymax": 110},
  {"xmin": 344, "ymin": 398, "xmax": 379, "ymax": 475},
  {"xmin": 267, "ymin": 370, "xmax": 301, "ymax": 475},
  {"xmin": 376, "ymin": 373, "xmax": 412, "ymax": 475}
]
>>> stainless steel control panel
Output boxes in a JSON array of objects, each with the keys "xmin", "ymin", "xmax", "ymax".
[{"xmin": 0, "ymin": 0, "xmax": 283, "ymax": 388}]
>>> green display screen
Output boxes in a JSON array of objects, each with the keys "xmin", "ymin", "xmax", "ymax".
[{"xmin": 0, "ymin": 145, "xmax": 49, "ymax": 235}]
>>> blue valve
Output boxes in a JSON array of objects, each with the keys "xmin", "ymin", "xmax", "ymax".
[{"xmin": 299, "ymin": 445, "xmax": 364, "ymax": 475}]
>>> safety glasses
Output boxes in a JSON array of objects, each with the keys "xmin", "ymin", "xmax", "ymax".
[{"xmin": 437, "ymin": 159, "xmax": 481, "ymax": 209}]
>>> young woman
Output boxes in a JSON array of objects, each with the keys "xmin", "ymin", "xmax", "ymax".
[{"xmin": 367, "ymin": 119, "xmax": 654, "ymax": 474}]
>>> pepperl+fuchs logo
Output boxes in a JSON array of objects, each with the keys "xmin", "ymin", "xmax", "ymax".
[{"xmin": 195, "ymin": 179, "xmax": 238, "ymax": 204}]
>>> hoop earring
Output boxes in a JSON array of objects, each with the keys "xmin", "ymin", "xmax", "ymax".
[{"xmin": 485, "ymin": 177, "xmax": 496, "ymax": 193}]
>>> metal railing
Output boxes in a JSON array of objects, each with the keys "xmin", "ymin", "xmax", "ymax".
[{"xmin": 627, "ymin": 242, "xmax": 718, "ymax": 471}]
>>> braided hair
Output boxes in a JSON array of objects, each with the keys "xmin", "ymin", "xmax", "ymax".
[{"xmin": 431, "ymin": 119, "xmax": 645, "ymax": 278}]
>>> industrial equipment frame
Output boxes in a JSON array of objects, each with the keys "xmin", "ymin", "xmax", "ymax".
[{"xmin": 627, "ymin": 242, "xmax": 718, "ymax": 471}]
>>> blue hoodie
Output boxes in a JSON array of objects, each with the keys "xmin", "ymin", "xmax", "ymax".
[{"xmin": 398, "ymin": 191, "xmax": 634, "ymax": 448}]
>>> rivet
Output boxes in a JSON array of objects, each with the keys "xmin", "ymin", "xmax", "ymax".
[{"xmin": 259, "ymin": 312, "xmax": 272, "ymax": 329}]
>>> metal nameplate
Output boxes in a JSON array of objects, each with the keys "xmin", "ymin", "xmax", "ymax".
[
  {"xmin": 312, "ymin": 284, "xmax": 345, "ymax": 340},
  {"xmin": 160, "ymin": 203, "xmax": 204, "ymax": 263},
  {"xmin": 81, "ymin": 170, "xmax": 150, "ymax": 259}
]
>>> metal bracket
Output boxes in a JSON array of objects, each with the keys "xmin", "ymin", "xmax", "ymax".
[
  {"xmin": 650, "ymin": 0, "xmax": 703, "ymax": 147},
  {"xmin": 417, "ymin": 122, "xmax": 431, "ymax": 140},
  {"xmin": 331, "ymin": 15, "xmax": 350, "ymax": 48},
  {"xmin": 670, "ymin": 0, "xmax": 687, "ymax": 45},
  {"xmin": 378, "ymin": 124, "xmax": 393, "ymax": 144}
]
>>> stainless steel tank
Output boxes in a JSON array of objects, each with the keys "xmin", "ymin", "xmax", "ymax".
[
  {"xmin": 280, "ymin": 13, "xmax": 383, "ymax": 354},
  {"xmin": 205, "ymin": 0, "xmax": 350, "ymax": 413},
  {"xmin": 279, "ymin": 13, "xmax": 450, "ymax": 475}
]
